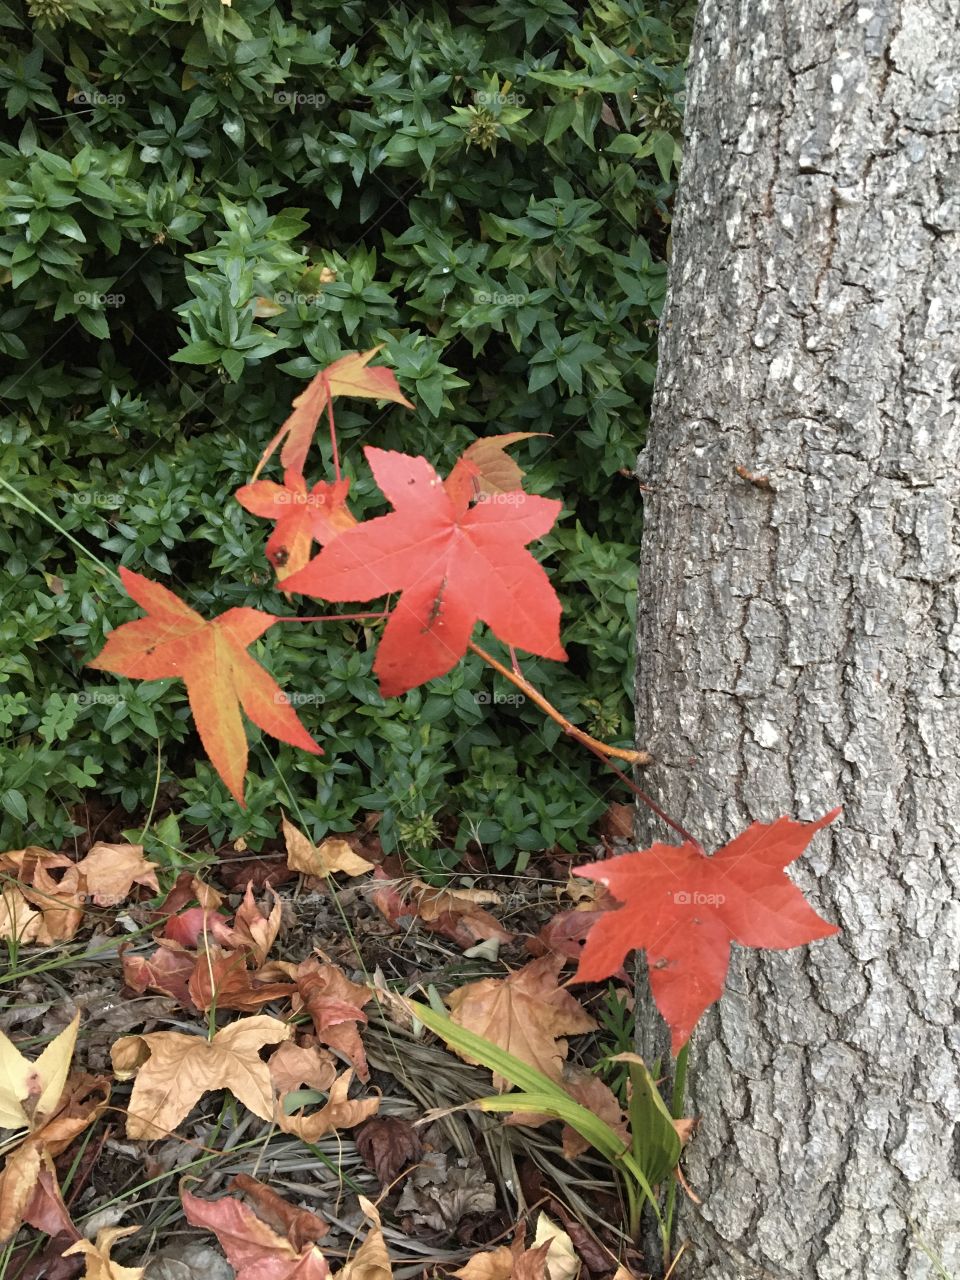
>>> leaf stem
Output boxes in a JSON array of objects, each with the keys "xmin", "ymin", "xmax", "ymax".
[
  {"xmin": 580, "ymin": 746, "xmax": 705, "ymax": 854},
  {"xmin": 468, "ymin": 641, "xmax": 652, "ymax": 766}
]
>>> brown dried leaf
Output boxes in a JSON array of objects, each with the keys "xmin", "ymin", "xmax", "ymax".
[
  {"xmin": 75, "ymin": 844, "xmax": 159, "ymax": 905},
  {"xmin": 276, "ymin": 1070, "xmax": 379, "ymax": 1144},
  {"xmin": 62, "ymin": 1226, "xmax": 144, "ymax": 1280},
  {"xmin": 187, "ymin": 947, "xmax": 296, "ymax": 1013},
  {"xmin": 283, "ymin": 818, "xmax": 374, "ymax": 880},
  {"xmin": 355, "ymin": 1117, "xmax": 422, "ymax": 1187},
  {"xmin": 181, "ymin": 1184, "xmax": 330, "ymax": 1280},
  {"xmin": 112, "ymin": 1016, "xmax": 290, "ymax": 1139},
  {"xmin": 339, "ymin": 1197, "xmax": 390, "ymax": 1280},
  {"xmin": 294, "ymin": 961, "xmax": 372, "ymax": 1081},
  {"xmin": 445, "ymin": 955, "xmax": 596, "ymax": 1088},
  {"xmin": 229, "ymin": 1174, "xmax": 328, "ymax": 1250},
  {"xmin": 268, "ymin": 1041, "xmax": 338, "ymax": 1094}
]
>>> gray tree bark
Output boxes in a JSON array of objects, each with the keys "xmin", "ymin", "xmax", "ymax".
[{"xmin": 633, "ymin": 1, "xmax": 960, "ymax": 1277}]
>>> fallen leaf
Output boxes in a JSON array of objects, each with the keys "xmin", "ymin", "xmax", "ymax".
[
  {"xmin": 75, "ymin": 844, "xmax": 159, "ymax": 905},
  {"xmin": 282, "ymin": 447, "xmax": 566, "ymax": 697},
  {"xmin": 531, "ymin": 1214, "xmax": 579, "ymax": 1280},
  {"xmin": 573, "ymin": 810, "xmax": 842, "ymax": 1052},
  {"xmin": 62, "ymin": 1226, "xmax": 144, "ymax": 1280},
  {"xmin": 161, "ymin": 908, "xmax": 234, "ymax": 949},
  {"xmin": 268, "ymin": 1041, "xmax": 337, "ymax": 1094},
  {"xmin": 0, "ymin": 1011, "xmax": 79, "ymax": 1131},
  {"xmin": 368, "ymin": 872, "xmax": 511, "ymax": 950},
  {"xmin": 230, "ymin": 884, "xmax": 284, "ymax": 967},
  {"xmin": 282, "ymin": 817, "xmax": 374, "ymax": 880},
  {"xmin": 181, "ymin": 1184, "xmax": 330, "ymax": 1280},
  {"xmin": 396, "ymin": 1154, "xmax": 496, "ymax": 1232},
  {"xmin": 0, "ymin": 1075, "xmax": 110, "ymax": 1242},
  {"xmin": 355, "ymin": 1117, "xmax": 422, "ymax": 1187},
  {"xmin": 292, "ymin": 961, "xmax": 372, "ymax": 1080},
  {"xmin": 89, "ymin": 568, "xmax": 322, "ymax": 806},
  {"xmin": 445, "ymin": 955, "xmax": 596, "ymax": 1088},
  {"xmin": 339, "ymin": 1197, "xmax": 390, "ymax": 1280},
  {"xmin": 112, "ymin": 1016, "xmax": 291, "ymax": 1138},
  {"xmin": 0, "ymin": 848, "xmax": 85, "ymax": 943},
  {"xmin": 229, "ymin": 1174, "xmax": 328, "ymax": 1250},
  {"xmin": 253, "ymin": 347, "xmax": 413, "ymax": 481},
  {"xmin": 277, "ymin": 1070, "xmax": 379, "ymax": 1143},
  {"xmin": 122, "ymin": 943, "xmax": 196, "ymax": 1009},
  {"xmin": 236, "ymin": 470, "xmax": 357, "ymax": 585},
  {"xmin": 187, "ymin": 948, "xmax": 296, "ymax": 1014}
]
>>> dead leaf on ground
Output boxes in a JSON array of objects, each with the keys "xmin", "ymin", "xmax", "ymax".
[
  {"xmin": 0, "ymin": 1075, "xmax": 110, "ymax": 1242},
  {"xmin": 445, "ymin": 955, "xmax": 596, "ymax": 1088},
  {"xmin": 339, "ymin": 1197, "xmax": 390, "ymax": 1280},
  {"xmin": 396, "ymin": 1154, "xmax": 496, "ymax": 1232},
  {"xmin": 282, "ymin": 817, "xmax": 374, "ymax": 880},
  {"xmin": 187, "ymin": 947, "xmax": 296, "ymax": 1013},
  {"xmin": 63, "ymin": 1226, "xmax": 145, "ymax": 1280},
  {"xmin": 229, "ymin": 884, "xmax": 283, "ymax": 966},
  {"xmin": 75, "ymin": 843, "xmax": 159, "ymax": 905},
  {"xmin": 268, "ymin": 1041, "xmax": 338, "ymax": 1094},
  {"xmin": 122, "ymin": 943, "xmax": 196, "ymax": 1009},
  {"xmin": 276, "ymin": 1069, "xmax": 379, "ymax": 1143},
  {"xmin": 355, "ymin": 1117, "xmax": 422, "ymax": 1187},
  {"xmin": 181, "ymin": 1184, "xmax": 330, "ymax": 1280},
  {"xmin": 229, "ymin": 1174, "xmax": 328, "ymax": 1250},
  {"xmin": 0, "ymin": 1011, "xmax": 79, "ymax": 1131},
  {"xmin": 368, "ymin": 872, "xmax": 511, "ymax": 950},
  {"xmin": 112, "ymin": 1016, "xmax": 290, "ymax": 1139}
]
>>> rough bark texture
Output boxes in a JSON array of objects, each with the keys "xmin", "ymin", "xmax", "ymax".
[{"xmin": 634, "ymin": 2, "xmax": 960, "ymax": 1277}]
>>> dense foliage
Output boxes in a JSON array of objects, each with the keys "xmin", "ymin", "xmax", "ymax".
[{"xmin": 0, "ymin": 0, "xmax": 692, "ymax": 869}]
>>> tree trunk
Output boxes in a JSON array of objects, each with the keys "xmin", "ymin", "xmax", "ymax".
[{"xmin": 634, "ymin": 1, "xmax": 960, "ymax": 1277}]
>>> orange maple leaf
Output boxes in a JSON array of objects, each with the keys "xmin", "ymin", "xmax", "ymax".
[
  {"xmin": 88, "ymin": 568, "xmax": 321, "ymax": 806},
  {"xmin": 253, "ymin": 346, "xmax": 413, "ymax": 480},
  {"xmin": 235, "ymin": 469, "xmax": 357, "ymax": 586}
]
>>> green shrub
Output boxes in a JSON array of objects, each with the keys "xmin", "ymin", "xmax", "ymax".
[{"xmin": 0, "ymin": 0, "xmax": 692, "ymax": 869}]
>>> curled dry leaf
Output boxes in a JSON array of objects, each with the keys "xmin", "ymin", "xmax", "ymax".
[
  {"xmin": 112, "ymin": 1016, "xmax": 290, "ymax": 1139},
  {"xmin": 62, "ymin": 1226, "xmax": 144, "ymax": 1280},
  {"xmin": 282, "ymin": 817, "xmax": 374, "ymax": 880},
  {"xmin": 445, "ymin": 954, "xmax": 596, "ymax": 1088},
  {"xmin": 368, "ymin": 871, "xmax": 511, "ymax": 950},
  {"xmin": 296, "ymin": 961, "xmax": 372, "ymax": 1080},
  {"xmin": 181, "ymin": 1184, "xmax": 330, "ymax": 1280},
  {"xmin": 74, "ymin": 843, "xmax": 159, "ymax": 905},
  {"xmin": 121, "ymin": 942, "xmax": 196, "ymax": 1009},
  {"xmin": 229, "ymin": 1174, "xmax": 328, "ymax": 1250},
  {"xmin": 187, "ymin": 947, "xmax": 296, "ymax": 1014},
  {"xmin": 269, "ymin": 1041, "xmax": 338, "ymax": 1094},
  {"xmin": 276, "ymin": 1069, "xmax": 379, "ymax": 1143},
  {"xmin": 355, "ymin": 1117, "xmax": 422, "ymax": 1188},
  {"xmin": 531, "ymin": 1215, "xmax": 579, "ymax": 1280},
  {"xmin": 229, "ymin": 884, "xmax": 284, "ymax": 966},
  {"xmin": 396, "ymin": 1154, "xmax": 496, "ymax": 1232},
  {"xmin": 0, "ymin": 1075, "xmax": 110, "ymax": 1242},
  {"xmin": 340, "ymin": 1197, "xmax": 390, "ymax": 1280},
  {"xmin": 0, "ymin": 1011, "xmax": 79, "ymax": 1131}
]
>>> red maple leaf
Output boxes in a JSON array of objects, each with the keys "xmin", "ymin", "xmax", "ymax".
[
  {"xmin": 282, "ymin": 447, "xmax": 567, "ymax": 696},
  {"xmin": 253, "ymin": 346, "xmax": 413, "ymax": 480},
  {"xmin": 572, "ymin": 809, "xmax": 841, "ymax": 1053},
  {"xmin": 235, "ymin": 468, "xmax": 356, "ymax": 585},
  {"xmin": 89, "ymin": 567, "xmax": 321, "ymax": 806}
]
